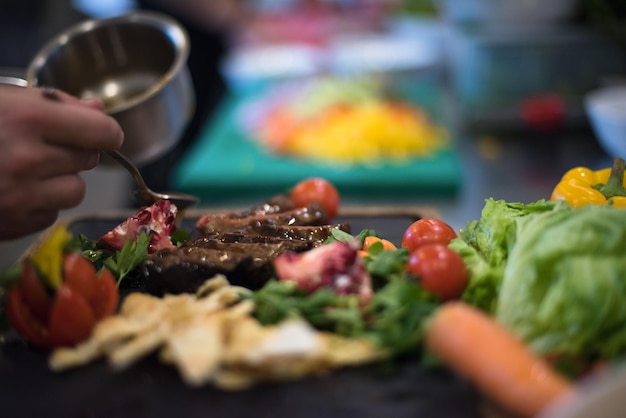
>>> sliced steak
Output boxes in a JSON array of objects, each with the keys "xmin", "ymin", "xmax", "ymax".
[
  {"xmin": 142, "ymin": 193, "xmax": 352, "ymax": 296},
  {"xmin": 228, "ymin": 194, "xmax": 296, "ymax": 219},
  {"xmin": 244, "ymin": 223, "xmax": 350, "ymax": 246},
  {"xmin": 143, "ymin": 223, "xmax": 351, "ymax": 295},
  {"xmin": 195, "ymin": 202, "xmax": 329, "ymax": 236},
  {"xmin": 143, "ymin": 238, "xmax": 310, "ymax": 295},
  {"xmin": 196, "ymin": 223, "xmax": 348, "ymax": 246}
]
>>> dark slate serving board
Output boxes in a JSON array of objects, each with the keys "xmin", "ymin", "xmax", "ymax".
[{"xmin": 0, "ymin": 208, "xmax": 482, "ymax": 418}]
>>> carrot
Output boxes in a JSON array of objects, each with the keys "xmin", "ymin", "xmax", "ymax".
[{"xmin": 425, "ymin": 302, "xmax": 573, "ymax": 418}]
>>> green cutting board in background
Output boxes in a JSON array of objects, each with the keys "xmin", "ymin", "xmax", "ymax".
[{"xmin": 172, "ymin": 79, "xmax": 463, "ymax": 207}]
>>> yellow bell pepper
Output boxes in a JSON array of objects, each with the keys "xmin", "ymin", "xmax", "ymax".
[
  {"xmin": 30, "ymin": 225, "xmax": 72, "ymax": 289},
  {"xmin": 551, "ymin": 157, "xmax": 626, "ymax": 208}
]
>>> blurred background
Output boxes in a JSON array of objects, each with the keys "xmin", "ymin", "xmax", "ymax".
[{"xmin": 1, "ymin": 0, "xmax": 625, "ymax": 266}]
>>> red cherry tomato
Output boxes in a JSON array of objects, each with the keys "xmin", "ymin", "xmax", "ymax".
[
  {"xmin": 402, "ymin": 219, "xmax": 457, "ymax": 254},
  {"xmin": 406, "ymin": 244, "xmax": 468, "ymax": 301},
  {"xmin": 290, "ymin": 178, "xmax": 340, "ymax": 220}
]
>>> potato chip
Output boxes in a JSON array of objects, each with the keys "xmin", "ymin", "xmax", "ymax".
[{"xmin": 49, "ymin": 275, "xmax": 385, "ymax": 389}]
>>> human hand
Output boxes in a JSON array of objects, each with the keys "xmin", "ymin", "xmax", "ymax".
[{"xmin": 0, "ymin": 85, "xmax": 124, "ymax": 240}]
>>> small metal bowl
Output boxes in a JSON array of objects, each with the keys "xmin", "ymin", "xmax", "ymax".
[{"xmin": 26, "ymin": 11, "xmax": 195, "ymax": 165}]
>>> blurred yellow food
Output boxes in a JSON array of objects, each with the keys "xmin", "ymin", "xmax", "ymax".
[{"xmin": 260, "ymin": 101, "xmax": 448, "ymax": 165}]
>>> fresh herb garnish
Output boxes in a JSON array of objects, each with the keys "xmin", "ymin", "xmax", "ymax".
[
  {"xmin": 103, "ymin": 233, "xmax": 151, "ymax": 285},
  {"xmin": 325, "ymin": 228, "xmax": 378, "ymax": 246},
  {"xmin": 251, "ymin": 228, "xmax": 438, "ymax": 357},
  {"xmin": 66, "ymin": 232, "xmax": 151, "ymax": 285}
]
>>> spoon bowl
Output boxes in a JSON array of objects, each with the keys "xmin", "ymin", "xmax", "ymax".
[{"xmin": 105, "ymin": 150, "xmax": 199, "ymax": 211}]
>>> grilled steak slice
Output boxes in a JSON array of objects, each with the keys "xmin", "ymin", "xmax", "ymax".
[
  {"xmin": 227, "ymin": 194, "xmax": 295, "ymax": 219},
  {"xmin": 244, "ymin": 223, "xmax": 350, "ymax": 246},
  {"xmin": 142, "ymin": 193, "xmax": 352, "ymax": 296},
  {"xmin": 143, "ymin": 223, "xmax": 351, "ymax": 295},
  {"xmin": 143, "ymin": 238, "xmax": 311, "ymax": 295},
  {"xmin": 195, "ymin": 202, "xmax": 329, "ymax": 236},
  {"xmin": 199, "ymin": 223, "xmax": 350, "ymax": 248}
]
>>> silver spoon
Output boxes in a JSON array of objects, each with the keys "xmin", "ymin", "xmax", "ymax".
[
  {"xmin": 105, "ymin": 149, "xmax": 199, "ymax": 211},
  {"xmin": 41, "ymin": 87, "xmax": 199, "ymax": 211}
]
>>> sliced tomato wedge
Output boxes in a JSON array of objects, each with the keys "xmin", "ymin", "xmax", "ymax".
[
  {"xmin": 92, "ymin": 268, "xmax": 119, "ymax": 319},
  {"xmin": 63, "ymin": 252, "xmax": 119, "ymax": 320},
  {"xmin": 63, "ymin": 253, "xmax": 99, "ymax": 305},
  {"xmin": 17, "ymin": 260, "xmax": 52, "ymax": 325},
  {"xmin": 4, "ymin": 288, "xmax": 50, "ymax": 347},
  {"xmin": 48, "ymin": 285, "xmax": 97, "ymax": 347}
]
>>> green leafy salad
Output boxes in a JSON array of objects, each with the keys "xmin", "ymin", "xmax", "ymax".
[
  {"xmin": 251, "ymin": 229, "xmax": 440, "ymax": 358},
  {"xmin": 451, "ymin": 198, "xmax": 626, "ymax": 371}
]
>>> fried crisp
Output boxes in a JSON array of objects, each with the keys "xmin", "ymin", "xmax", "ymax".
[
  {"xmin": 49, "ymin": 340, "xmax": 101, "ymax": 371},
  {"xmin": 49, "ymin": 275, "xmax": 384, "ymax": 389},
  {"xmin": 163, "ymin": 314, "xmax": 224, "ymax": 386}
]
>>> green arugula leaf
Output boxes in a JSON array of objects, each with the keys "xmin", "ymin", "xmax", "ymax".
[
  {"xmin": 251, "ymin": 280, "xmax": 367, "ymax": 337},
  {"xmin": 251, "ymin": 271, "xmax": 439, "ymax": 356},
  {"xmin": 325, "ymin": 229, "xmax": 355, "ymax": 244},
  {"xmin": 366, "ymin": 277, "xmax": 439, "ymax": 356},
  {"xmin": 365, "ymin": 247, "xmax": 409, "ymax": 290},
  {"xmin": 325, "ymin": 228, "xmax": 380, "ymax": 246}
]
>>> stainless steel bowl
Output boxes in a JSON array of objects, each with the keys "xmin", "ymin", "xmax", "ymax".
[{"xmin": 25, "ymin": 11, "xmax": 195, "ymax": 165}]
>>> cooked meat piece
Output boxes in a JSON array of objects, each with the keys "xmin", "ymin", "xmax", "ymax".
[
  {"xmin": 180, "ymin": 236, "xmax": 312, "ymax": 252},
  {"xmin": 142, "ymin": 194, "xmax": 352, "ymax": 296},
  {"xmin": 143, "ymin": 239, "xmax": 310, "ymax": 296},
  {"xmin": 143, "ymin": 223, "xmax": 351, "ymax": 296},
  {"xmin": 245, "ymin": 223, "xmax": 350, "ymax": 246},
  {"xmin": 228, "ymin": 194, "xmax": 296, "ymax": 219},
  {"xmin": 199, "ymin": 223, "xmax": 350, "ymax": 247},
  {"xmin": 195, "ymin": 202, "xmax": 329, "ymax": 236}
]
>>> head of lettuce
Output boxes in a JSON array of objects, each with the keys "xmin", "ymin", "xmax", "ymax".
[
  {"xmin": 497, "ymin": 203, "xmax": 626, "ymax": 362},
  {"xmin": 452, "ymin": 199, "xmax": 626, "ymax": 369}
]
